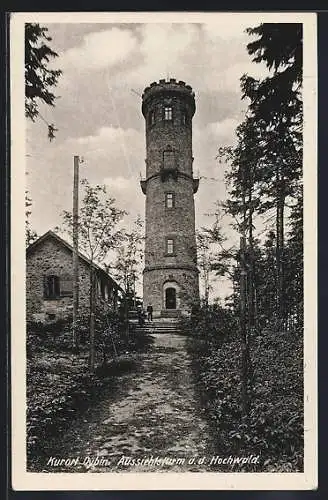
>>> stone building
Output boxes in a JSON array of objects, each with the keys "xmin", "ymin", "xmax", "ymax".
[
  {"xmin": 140, "ymin": 78, "xmax": 200, "ymax": 317},
  {"xmin": 26, "ymin": 230, "xmax": 123, "ymax": 323}
]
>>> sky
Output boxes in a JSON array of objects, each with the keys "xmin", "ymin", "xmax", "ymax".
[{"xmin": 25, "ymin": 16, "xmax": 270, "ymax": 300}]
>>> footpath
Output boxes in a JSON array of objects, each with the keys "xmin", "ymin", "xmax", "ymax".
[{"xmin": 37, "ymin": 333, "xmax": 215, "ymax": 473}]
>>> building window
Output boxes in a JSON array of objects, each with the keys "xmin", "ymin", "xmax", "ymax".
[
  {"xmin": 43, "ymin": 275, "xmax": 60, "ymax": 299},
  {"xmin": 165, "ymin": 192, "xmax": 175, "ymax": 208},
  {"xmin": 181, "ymin": 111, "xmax": 187, "ymax": 125},
  {"xmin": 164, "ymin": 107, "xmax": 172, "ymax": 121},
  {"xmin": 166, "ymin": 238, "xmax": 175, "ymax": 255},
  {"xmin": 163, "ymin": 150, "xmax": 175, "ymax": 170}
]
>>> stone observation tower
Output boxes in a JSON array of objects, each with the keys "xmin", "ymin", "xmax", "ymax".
[{"xmin": 140, "ymin": 78, "xmax": 200, "ymax": 318}]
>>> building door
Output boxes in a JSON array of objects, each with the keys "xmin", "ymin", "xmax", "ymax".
[{"xmin": 165, "ymin": 287, "xmax": 176, "ymax": 309}]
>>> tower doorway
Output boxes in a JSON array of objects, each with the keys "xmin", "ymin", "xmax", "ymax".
[{"xmin": 165, "ymin": 287, "xmax": 176, "ymax": 309}]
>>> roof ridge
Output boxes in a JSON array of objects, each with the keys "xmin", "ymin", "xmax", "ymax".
[{"xmin": 26, "ymin": 230, "xmax": 123, "ymax": 292}]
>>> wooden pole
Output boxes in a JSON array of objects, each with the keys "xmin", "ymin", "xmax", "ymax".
[{"xmin": 72, "ymin": 155, "xmax": 79, "ymax": 351}]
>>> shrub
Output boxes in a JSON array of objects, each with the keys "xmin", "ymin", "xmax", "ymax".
[{"xmin": 185, "ymin": 305, "xmax": 303, "ymax": 471}]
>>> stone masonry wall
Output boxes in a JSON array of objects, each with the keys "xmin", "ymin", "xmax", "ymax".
[
  {"xmin": 143, "ymin": 267, "xmax": 199, "ymax": 317},
  {"xmin": 27, "ymin": 238, "xmax": 91, "ymax": 322},
  {"xmin": 145, "ymin": 98, "xmax": 193, "ymax": 179},
  {"xmin": 144, "ymin": 175, "xmax": 197, "ymax": 269}
]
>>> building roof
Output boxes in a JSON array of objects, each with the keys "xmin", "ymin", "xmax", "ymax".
[{"xmin": 27, "ymin": 230, "xmax": 123, "ymax": 293}]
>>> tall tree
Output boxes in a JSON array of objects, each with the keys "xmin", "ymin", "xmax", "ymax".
[
  {"xmin": 111, "ymin": 216, "xmax": 144, "ymax": 331},
  {"xmin": 58, "ymin": 179, "xmax": 126, "ymax": 370},
  {"xmin": 197, "ymin": 208, "xmax": 235, "ymax": 307},
  {"xmin": 25, "ymin": 23, "xmax": 62, "ymax": 140},
  {"xmin": 242, "ymin": 23, "xmax": 303, "ymax": 326},
  {"xmin": 213, "ymin": 23, "xmax": 303, "ymax": 415},
  {"xmin": 218, "ymin": 115, "xmax": 264, "ymax": 329},
  {"xmin": 196, "ymin": 230, "xmax": 213, "ymax": 308},
  {"xmin": 284, "ymin": 187, "xmax": 303, "ymax": 330}
]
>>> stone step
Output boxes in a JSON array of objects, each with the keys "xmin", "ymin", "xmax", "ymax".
[
  {"xmin": 130, "ymin": 322, "xmax": 179, "ymax": 328},
  {"xmin": 133, "ymin": 325, "xmax": 181, "ymax": 335},
  {"xmin": 136, "ymin": 331, "xmax": 182, "ymax": 335},
  {"xmin": 135, "ymin": 326, "xmax": 180, "ymax": 330},
  {"xmin": 160, "ymin": 310, "xmax": 182, "ymax": 318}
]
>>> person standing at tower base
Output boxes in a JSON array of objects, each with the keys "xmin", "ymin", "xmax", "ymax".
[{"xmin": 147, "ymin": 304, "xmax": 153, "ymax": 322}]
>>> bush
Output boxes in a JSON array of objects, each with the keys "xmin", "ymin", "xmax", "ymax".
[
  {"xmin": 185, "ymin": 306, "xmax": 303, "ymax": 472},
  {"xmin": 26, "ymin": 306, "xmax": 153, "ymax": 466},
  {"xmin": 180, "ymin": 303, "xmax": 238, "ymax": 345}
]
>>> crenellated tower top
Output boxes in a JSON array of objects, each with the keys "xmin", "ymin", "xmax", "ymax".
[{"xmin": 142, "ymin": 78, "xmax": 195, "ymax": 118}]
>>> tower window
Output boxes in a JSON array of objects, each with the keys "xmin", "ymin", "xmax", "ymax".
[
  {"xmin": 181, "ymin": 112, "xmax": 187, "ymax": 125},
  {"xmin": 166, "ymin": 238, "xmax": 175, "ymax": 255},
  {"xmin": 165, "ymin": 192, "xmax": 175, "ymax": 208},
  {"xmin": 163, "ymin": 150, "xmax": 175, "ymax": 170},
  {"xmin": 164, "ymin": 107, "xmax": 173, "ymax": 121}
]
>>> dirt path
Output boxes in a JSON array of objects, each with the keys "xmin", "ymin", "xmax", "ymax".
[{"xmin": 38, "ymin": 334, "xmax": 215, "ymax": 473}]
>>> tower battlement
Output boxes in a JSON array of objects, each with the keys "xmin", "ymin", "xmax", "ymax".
[{"xmin": 142, "ymin": 78, "xmax": 195, "ymax": 117}]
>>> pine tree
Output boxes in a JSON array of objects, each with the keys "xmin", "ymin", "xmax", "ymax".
[{"xmin": 241, "ymin": 23, "xmax": 303, "ymax": 327}]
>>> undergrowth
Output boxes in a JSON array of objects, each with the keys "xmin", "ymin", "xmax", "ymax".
[
  {"xmin": 26, "ymin": 315, "xmax": 152, "ymax": 464},
  {"xmin": 182, "ymin": 305, "xmax": 303, "ymax": 472}
]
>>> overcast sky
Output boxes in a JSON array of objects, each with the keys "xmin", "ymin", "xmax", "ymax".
[{"xmin": 26, "ymin": 17, "xmax": 271, "ymax": 300}]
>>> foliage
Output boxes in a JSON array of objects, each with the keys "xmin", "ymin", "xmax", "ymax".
[
  {"xmin": 59, "ymin": 178, "xmax": 127, "ymax": 265},
  {"xmin": 216, "ymin": 23, "xmax": 303, "ymax": 329},
  {"xmin": 57, "ymin": 179, "xmax": 128, "ymax": 365},
  {"xmin": 26, "ymin": 314, "xmax": 152, "ymax": 461},
  {"xmin": 185, "ymin": 306, "xmax": 303, "ymax": 471},
  {"xmin": 245, "ymin": 23, "xmax": 302, "ymax": 124},
  {"xmin": 196, "ymin": 207, "xmax": 237, "ymax": 305},
  {"xmin": 74, "ymin": 303, "xmax": 127, "ymax": 361},
  {"xmin": 110, "ymin": 216, "xmax": 144, "ymax": 297},
  {"xmin": 25, "ymin": 190, "xmax": 37, "ymax": 246},
  {"xmin": 25, "ymin": 23, "xmax": 62, "ymax": 140},
  {"xmin": 182, "ymin": 303, "xmax": 238, "ymax": 345}
]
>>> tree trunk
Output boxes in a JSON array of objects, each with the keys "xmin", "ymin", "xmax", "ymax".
[
  {"xmin": 240, "ymin": 235, "xmax": 249, "ymax": 416},
  {"xmin": 247, "ymin": 186, "xmax": 255, "ymax": 330},
  {"xmin": 204, "ymin": 264, "xmax": 210, "ymax": 308},
  {"xmin": 89, "ymin": 266, "xmax": 96, "ymax": 372},
  {"xmin": 124, "ymin": 274, "xmax": 129, "ymax": 338},
  {"xmin": 276, "ymin": 166, "xmax": 285, "ymax": 330},
  {"xmin": 72, "ymin": 155, "xmax": 79, "ymax": 352},
  {"xmin": 125, "ymin": 294, "xmax": 129, "ymax": 337}
]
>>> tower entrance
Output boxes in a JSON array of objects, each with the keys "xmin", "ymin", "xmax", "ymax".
[{"xmin": 165, "ymin": 288, "xmax": 176, "ymax": 309}]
